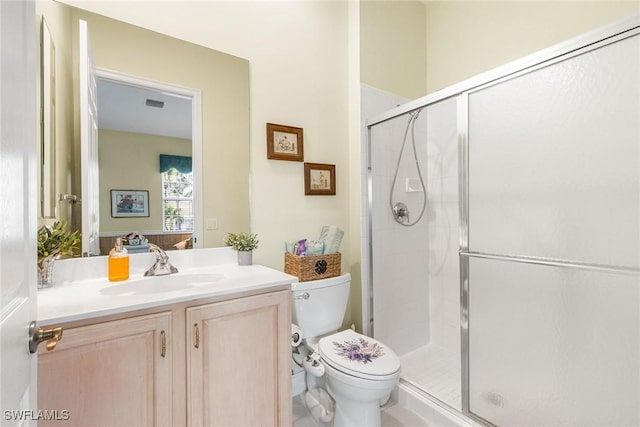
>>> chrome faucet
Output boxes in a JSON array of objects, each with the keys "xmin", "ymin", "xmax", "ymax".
[{"xmin": 144, "ymin": 243, "xmax": 179, "ymax": 276}]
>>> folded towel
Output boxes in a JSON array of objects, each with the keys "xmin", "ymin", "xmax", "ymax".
[
  {"xmin": 319, "ymin": 226, "xmax": 343, "ymax": 254},
  {"xmin": 284, "ymin": 241, "xmax": 297, "ymax": 254},
  {"xmin": 305, "ymin": 240, "xmax": 324, "ymax": 256}
]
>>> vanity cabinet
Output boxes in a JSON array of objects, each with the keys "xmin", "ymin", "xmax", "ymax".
[
  {"xmin": 187, "ymin": 290, "xmax": 291, "ymax": 426},
  {"xmin": 38, "ymin": 288, "xmax": 291, "ymax": 427},
  {"xmin": 38, "ymin": 312, "xmax": 172, "ymax": 427}
]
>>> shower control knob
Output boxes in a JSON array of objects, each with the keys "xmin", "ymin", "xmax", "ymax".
[{"xmin": 392, "ymin": 202, "xmax": 410, "ymax": 224}]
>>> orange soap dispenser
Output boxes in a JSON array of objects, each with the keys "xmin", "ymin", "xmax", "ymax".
[{"xmin": 108, "ymin": 238, "xmax": 129, "ymax": 281}]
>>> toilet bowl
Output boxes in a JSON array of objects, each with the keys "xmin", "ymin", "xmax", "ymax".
[
  {"xmin": 292, "ymin": 274, "xmax": 401, "ymax": 427},
  {"xmin": 318, "ymin": 329, "xmax": 400, "ymax": 427}
]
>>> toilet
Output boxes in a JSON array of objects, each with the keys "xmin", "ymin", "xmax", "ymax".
[{"xmin": 292, "ymin": 273, "xmax": 400, "ymax": 427}]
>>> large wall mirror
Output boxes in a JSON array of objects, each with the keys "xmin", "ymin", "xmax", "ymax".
[{"xmin": 36, "ymin": 0, "xmax": 251, "ymax": 256}]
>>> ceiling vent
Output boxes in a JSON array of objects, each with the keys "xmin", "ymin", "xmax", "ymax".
[{"xmin": 145, "ymin": 99, "xmax": 165, "ymax": 109}]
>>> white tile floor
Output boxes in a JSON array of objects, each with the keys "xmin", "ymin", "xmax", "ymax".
[
  {"xmin": 293, "ymin": 395, "xmax": 433, "ymax": 427},
  {"xmin": 292, "ymin": 395, "xmax": 321, "ymax": 427}
]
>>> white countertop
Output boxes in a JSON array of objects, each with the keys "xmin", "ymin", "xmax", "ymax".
[{"xmin": 38, "ymin": 248, "xmax": 296, "ymax": 325}]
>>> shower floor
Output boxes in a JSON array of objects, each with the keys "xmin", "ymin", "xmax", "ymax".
[{"xmin": 400, "ymin": 344, "xmax": 461, "ymax": 410}]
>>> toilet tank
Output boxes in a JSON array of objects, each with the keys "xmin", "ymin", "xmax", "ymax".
[{"xmin": 292, "ymin": 273, "xmax": 351, "ymax": 339}]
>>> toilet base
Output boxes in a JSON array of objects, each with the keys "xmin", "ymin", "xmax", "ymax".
[
  {"xmin": 333, "ymin": 398, "xmax": 381, "ymax": 427},
  {"xmin": 322, "ymin": 357, "xmax": 399, "ymax": 427}
]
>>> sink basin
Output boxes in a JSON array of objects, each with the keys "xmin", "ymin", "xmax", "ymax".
[{"xmin": 100, "ymin": 272, "xmax": 224, "ymax": 296}]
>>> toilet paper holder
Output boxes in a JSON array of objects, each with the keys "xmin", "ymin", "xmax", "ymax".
[{"xmin": 291, "ymin": 324, "xmax": 303, "ymax": 347}]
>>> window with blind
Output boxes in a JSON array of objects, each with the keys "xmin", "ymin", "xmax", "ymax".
[{"xmin": 160, "ymin": 155, "xmax": 193, "ymax": 232}]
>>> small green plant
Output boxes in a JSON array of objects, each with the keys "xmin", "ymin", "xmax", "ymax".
[
  {"xmin": 37, "ymin": 221, "xmax": 81, "ymax": 263},
  {"xmin": 223, "ymin": 232, "xmax": 259, "ymax": 251}
]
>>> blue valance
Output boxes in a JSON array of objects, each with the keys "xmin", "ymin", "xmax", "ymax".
[{"xmin": 160, "ymin": 154, "xmax": 192, "ymax": 174}]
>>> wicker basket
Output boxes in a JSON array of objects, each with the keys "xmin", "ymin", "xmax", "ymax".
[{"xmin": 284, "ymin": 252, "xmax": 341, "ymax": 282}]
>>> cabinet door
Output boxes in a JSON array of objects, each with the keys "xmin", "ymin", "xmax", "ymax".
[
  {"xmin": 187, "ymin": 290, "xmax": 291, "ymax": 427},
  {"xmin": 38, "ymin": 312, "xmax": 172, "ymax": 427}
]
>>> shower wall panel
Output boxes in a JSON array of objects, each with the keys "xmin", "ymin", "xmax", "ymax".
[
  {"xmin": 369, "ymin": 95, "xmax": 460, "ymax": 359},
  {"xmin": 468, "ymin": 34, "xmax": 640, "ymax": 268},
  {"xmin": 370, "ymin": 112, "xmax": 430, "ymax": 356}
]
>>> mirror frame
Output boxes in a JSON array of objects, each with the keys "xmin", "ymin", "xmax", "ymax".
[{"xmin": 41, "ymin": 16, "xmax": 56, "ymax": 218}]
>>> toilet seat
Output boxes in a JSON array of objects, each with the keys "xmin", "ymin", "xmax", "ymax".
[{"xmin": 318, "ymin": 329, "xmax": 400, "ymax": 381}]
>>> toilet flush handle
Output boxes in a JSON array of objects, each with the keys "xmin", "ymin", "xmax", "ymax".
[{"xmin": 294, "ymin": 292, "xmax": 310, "ymax": 300}]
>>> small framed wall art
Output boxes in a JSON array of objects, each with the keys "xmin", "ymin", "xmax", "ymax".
[
  {"xmin": 111, "ymin": 190, "xmax": 150, "ymax": 217},
  {"xmin": 266, "ymin": 123, "xmax": 304, "ymax": 161},
  {"xmin": 304, "ymin": 163, "xmax": 336, "ymax": 196}
]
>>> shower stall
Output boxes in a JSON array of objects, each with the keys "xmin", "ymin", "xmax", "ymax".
[{"xmin": 363, "ymin": 15, "xmax": 639, "ymax": 426}]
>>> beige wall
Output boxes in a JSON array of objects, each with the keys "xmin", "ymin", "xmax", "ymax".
[
  {"xmin": 360, "ymin": 0, "xmax": 427, "ymax": 99},
  {"xmin": 98, "ymin": 130, "xmax": 191, "ymax": 234},
  {"xmin": 425, "ymin": 1, "xmax": 640, "ymax": 93}
]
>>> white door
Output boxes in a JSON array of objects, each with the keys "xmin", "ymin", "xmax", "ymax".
[
  {"xmin": 0, "ymin": 0, "xmax": 39, "ymax": 425},
  {"xmin": 79, "ymin": 19, "xmax": 100, "ymax": 256}
]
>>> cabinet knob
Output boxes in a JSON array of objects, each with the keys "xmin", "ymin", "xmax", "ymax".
[{"xmin": 28, "ymin": 321, "xmax": 63, "ymax": 354}]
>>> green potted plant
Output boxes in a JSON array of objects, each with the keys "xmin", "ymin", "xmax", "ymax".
[
  {"xmin": 224, "ymin": 232, "xmax": 258, "ymax": 265},
  {"xmin": 37, "ymin": 221, "xmax": 81, "ymax": 288}
]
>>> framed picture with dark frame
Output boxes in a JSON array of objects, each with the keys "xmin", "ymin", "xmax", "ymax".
[
  {"xmin": 304, "ymin": 163, "xmax": 336, "ymax": 196},
  {"xmin": 266, "ymin": 123, "xmax": 304, "ymax": 161},
  {"xmin": 111, "ymin": 190, "xmax": 150, "ymax": 217}
]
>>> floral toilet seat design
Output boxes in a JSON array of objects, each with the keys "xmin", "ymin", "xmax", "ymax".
[
  {"xmin": 333, "ymin": 337, "xmax": 385, "ymax": 364},
  {"xmin": 320, "ymin": 330, "xmax": 400, "ymax": 380}
]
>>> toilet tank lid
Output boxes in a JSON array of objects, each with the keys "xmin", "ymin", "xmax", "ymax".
[
  {"xmin": 291, "ymin": 273, "xmax": 351, "ymax": 291},
  {"xmin": 319, "ymin": 329, "xmax": 400, "ymax": 379}
]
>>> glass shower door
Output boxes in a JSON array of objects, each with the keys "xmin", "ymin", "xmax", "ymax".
[{"xmin": 465, "ymin": 32, "xmax": 640, "ymax": 425}]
